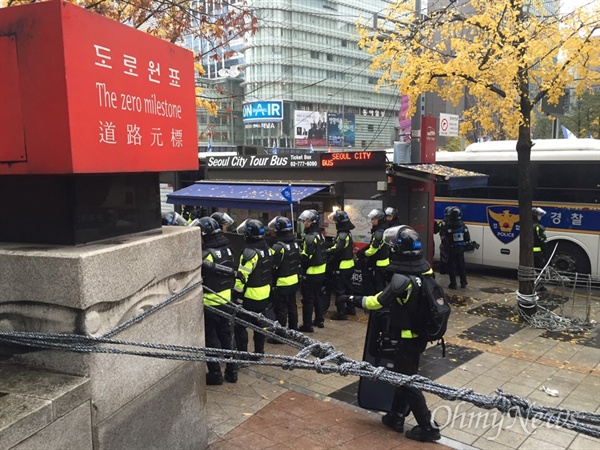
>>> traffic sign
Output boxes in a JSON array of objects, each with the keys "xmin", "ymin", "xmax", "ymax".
[{"xmin": 439, "ymin": 113, "xmax": 459, "ymax": 137}]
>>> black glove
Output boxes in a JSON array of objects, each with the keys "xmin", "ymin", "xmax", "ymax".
[
  {"xmin": 232, "ymin": 291, "xmax": 244, "ymax": 305},
  {"xmin": 202, "ymin": 260, "xmax": 215, "ymax": 273},
  {"xmin": 338, "ymin": 295, "xmax": 364, "ymax": 309}
]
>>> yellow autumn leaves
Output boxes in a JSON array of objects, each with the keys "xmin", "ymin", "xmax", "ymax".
[{"xmin": 357, "ymin": 0, "xmax": 600, "ymax": 139}]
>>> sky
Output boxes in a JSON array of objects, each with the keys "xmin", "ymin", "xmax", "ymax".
[{"xmin": 560, "ymin": 0, "xmax": 597, "ymax": 14}]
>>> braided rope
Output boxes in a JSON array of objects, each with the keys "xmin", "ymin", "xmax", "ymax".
[{"xmin": 1, "ymin": 283, "xmax": 599, "ymax": 438}]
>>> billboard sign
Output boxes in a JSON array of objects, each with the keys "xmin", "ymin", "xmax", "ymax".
[
  {"xmin": 327, "ymin": 113, "xmax": 355, "ymax": 147},
  {"xmin": 242, "ymin": 100, "xmax": 284, "ymax": 123},
  {"xmin": 294, "ymin": 110, "xmax": 327, "ymax": 147}
]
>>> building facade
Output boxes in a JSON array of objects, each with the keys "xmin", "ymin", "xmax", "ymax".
[{"xmin": 195, "ymin": 0, "xmax": 399, "ymax": 153}]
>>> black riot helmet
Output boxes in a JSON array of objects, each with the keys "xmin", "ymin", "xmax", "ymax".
[
  {"xmin": 236, "ymin": 219, "xmax": 266, "ymax": 238},
  {"xmin": 268, "ymin": 216, "xmax": 293, "ymax": 233},
  {"xmin": 383, "ymin": 225, "xmax": 422, "ymax": 257},
  {"xmin": 327, "ymin": 210, "xmax": 350, "ymax": 224},
  {"xmin": 384, "ymin": 207, "xmax": 399, "ymax": 220},
  {"xmin": 367, "ymin": 208, "xmax": 386, "ymax": 222},
  {"xmin": 298, "ymin": 209, "xmax": 320, "ymax": 224},
  {"xmin": 327, "ymin": 209, "xmax": 355, "ymax": 231},
  {"xmin": 211, "ymin": 212, "xmax": 234, "ymax": 230},
  {"xmin": 196, "ymin": 216, "xmax": 221, "ymax": 236},
  {"xmin": 532, "ymin": 207, "xmax": 546, "ymax": 220},
  {"xmin": 442, "ymin": 206, "xmax": 453, "ymax": 221},
  {"xmin": 449, "ymin": 207, "xmax": 462, "ymax": 221}
]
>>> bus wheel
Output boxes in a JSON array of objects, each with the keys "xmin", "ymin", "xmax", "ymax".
[{"xmin": 550, "ymin": 242, "xmax": 591, "ymax": 275}]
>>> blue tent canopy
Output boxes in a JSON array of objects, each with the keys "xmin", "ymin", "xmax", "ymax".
[{"xmin": 167, "ymin": 182, "xmax": 330, "ymax": 211}]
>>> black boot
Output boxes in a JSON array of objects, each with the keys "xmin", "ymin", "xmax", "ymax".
[
  {"xmin": 224, "ymin": 369, "xmax": 238, "ymax": 383},
  {"xmin": 224, "ymin": 362, "xmax": 238, "ymax": 383},
  {"xmin": 298, "ymin": 324, "xmax": 314, "ymax": 332},
  {"xmin": 381, "ymin": 412, "xmax": 404, "ymax": 433},
  {"xmin": 346, "ymin": 305, "xmax": 357, "ymax": 316},
  {"xmin": 206, "ymin": 370, "xmax": 223, "ymax": 386},
  {"xmin": 331, "ymin": 311, "xmax": 348, "ymax": 320},
  {"xmin": 405, "ymin": 423, "xmax": 441, "ymax": 442}
]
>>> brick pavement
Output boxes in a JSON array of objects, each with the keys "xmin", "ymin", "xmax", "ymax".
[{"xmin": 207, "ymin": 272, "xmax": 600, "ymax": 449}]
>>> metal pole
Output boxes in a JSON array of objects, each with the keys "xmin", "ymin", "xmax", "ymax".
[
  {"xmin": 342, "ymin": 92, "xmax": 345, "ymax": 148},
  {"xmin": 411, "ymin": 0, "xmax": 423, "ymax": 163}
]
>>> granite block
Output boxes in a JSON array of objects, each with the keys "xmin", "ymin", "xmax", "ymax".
[
  {"xmin": 0, "ymin": 364, "xmax": 90, "ymax": 420},
  {"xmin": 12, "ymin": 291, "xmax": 204, "ymax": 424},
  {"xmin": 0, "ymin": 394, "xmax": 51, "ymax": 450},
  {"xmin": 0, "ymin": 226, "xmax": 201, "ymax": 309},
  {"xmin": 94, "ymin": 361, "xmax": 205, "ymax": 450},
  {"xmin": 10, "ymin": 401, "xmax": 92, "ymax": 450}
]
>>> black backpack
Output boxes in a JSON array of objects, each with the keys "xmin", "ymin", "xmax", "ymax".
[{"xmin": 410, "ymin": 275, "xmax": 451, "ymax": 356}]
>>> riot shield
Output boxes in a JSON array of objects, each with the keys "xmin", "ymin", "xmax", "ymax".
[{"xmin": 357, "ymin": 309, "xmax": 396, "ymax": 412}]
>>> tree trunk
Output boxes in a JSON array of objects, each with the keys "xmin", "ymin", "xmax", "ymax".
[
  {"xmin": 516, "ymin": 128, "xmax": 534, "ymax": 295},
  {"xmin": 517, "ymin": 114, "xmax": 534, "ymax": 296}
]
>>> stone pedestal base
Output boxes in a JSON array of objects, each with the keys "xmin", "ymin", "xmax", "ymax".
[{"xmin": 0, "ymin": 226, "xmax": 206, "ymax": 449}]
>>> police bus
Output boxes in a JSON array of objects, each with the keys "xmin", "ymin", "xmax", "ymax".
[{"xmin": 434, "ymin": 139, "xmax": 600, "ymax": 278}]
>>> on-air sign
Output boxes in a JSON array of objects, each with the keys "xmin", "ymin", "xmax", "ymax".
[
  {"xmin": 0, "ymin": 1, "xmax": 197, "ymax": 175},
  {"xmin": 243, "ymin": 101, "xmax": 284, "ymax": 123},
  {"xmin": 439, "ymin": 113, "xmax": 459, "ymax": 137}
]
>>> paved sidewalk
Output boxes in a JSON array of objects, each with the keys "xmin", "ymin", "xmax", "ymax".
[{"xmin": 207, "ymin": 272, "xmax": 600, "ymax": 449}]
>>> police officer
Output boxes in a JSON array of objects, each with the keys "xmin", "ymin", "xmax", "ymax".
[
  {"xmin": 339, "ymin": 226, "xmax": 441, "ymax": 443},
  {"xmin": 211, "ymin": 211, "xmax": 235, "ymax": 232},
  {"xmin": 298, "ymin": 209, "xmax": 327, "ymax": 332},
  {"xmin": 233, "ymin": 219, "xmax": 274, "ymax": 355},
  {"xmin": 385, "ymin": 207, "xmax": 400, "ymax": 227},
  {"xmin": 434, "ymin": 206, "xmax": 452, "ymax": 275},
  {"xmin": 358, "ymin": 208, "xmax": 390, "ymax": 295},
  {"xmin": 268, "ymin": 216, "xmax": 301, "ymax": 332},
  {"xmin": 441, "ymin": 206, "xmax": 470, "ymax": 289},
  {"xmin": 533, "ymin": 207, "xmax": 548, "ymax": 291},
  {"xmin": 197, "ymin": 217, "xmax": 238, "ymax": 385},
  {"xmin": 325, "ymin": 210, "xmax": 356, "ymax": 320}
]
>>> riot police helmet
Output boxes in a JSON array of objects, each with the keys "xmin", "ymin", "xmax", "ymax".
[
  {"xmin": 532, "ymin": 207, "xmax": 546, "ymax": 219},
  {"xmin": 449, "ymin": 207, "xmax": 462, "ymax": 221},
  {"xmin": 327, "ymin": 210, "xmax": 350, "ymax": 224},
  {"xmin": 298, "ymin": 209, "xmax": 320, "ymax": 224},
  {"xmin": 367, "ymin": 208, "xmax": 386, "ymax": 222},
  {"xmin": 268, "ymin": 216, "xmax": 293, "ymax": 232},
  {"xmin": 196, "ymin": 216, "xmax": 221, "ymax": 236},
  {"xmin": 383, "ymin": 225, "xmax": 422, "ymax": 257},
  {"xmin": 384, "ymin": 207, "xmax": 399, "ymax": 221},
  {"xmin": 211, "ymin": 211, "xmax": 234, "ymax": 230},
  {"xmin": 442, "ymin": 206, "xmax": 453, "ymax": 221},
  {"xmin": 236, "ymin": 219, "xmax": 266, "ymax": 238}
]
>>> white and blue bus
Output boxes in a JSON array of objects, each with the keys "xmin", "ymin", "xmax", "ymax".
[{"xmin": 435, "ymin": 139, "xmax": 600, "ymax": 277}]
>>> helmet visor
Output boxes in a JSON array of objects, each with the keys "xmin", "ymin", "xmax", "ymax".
[
  {"xmin": 383, "ymin": 225, "xmax": 401, "ymax": 247},
  {"xmin": 367, "ymin": 209, "xmax": 383, "ymax": 221},
  {"xmin": 298, "ymin": 210, "xmax": 316, "ymax": 222},
  {"xmin": 220, "ymin": 212, "xmax": 234, "ymax": 227},
  {"xmin": 236, "ymin": 219, "xmax": 249, "ymax": 235}
]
